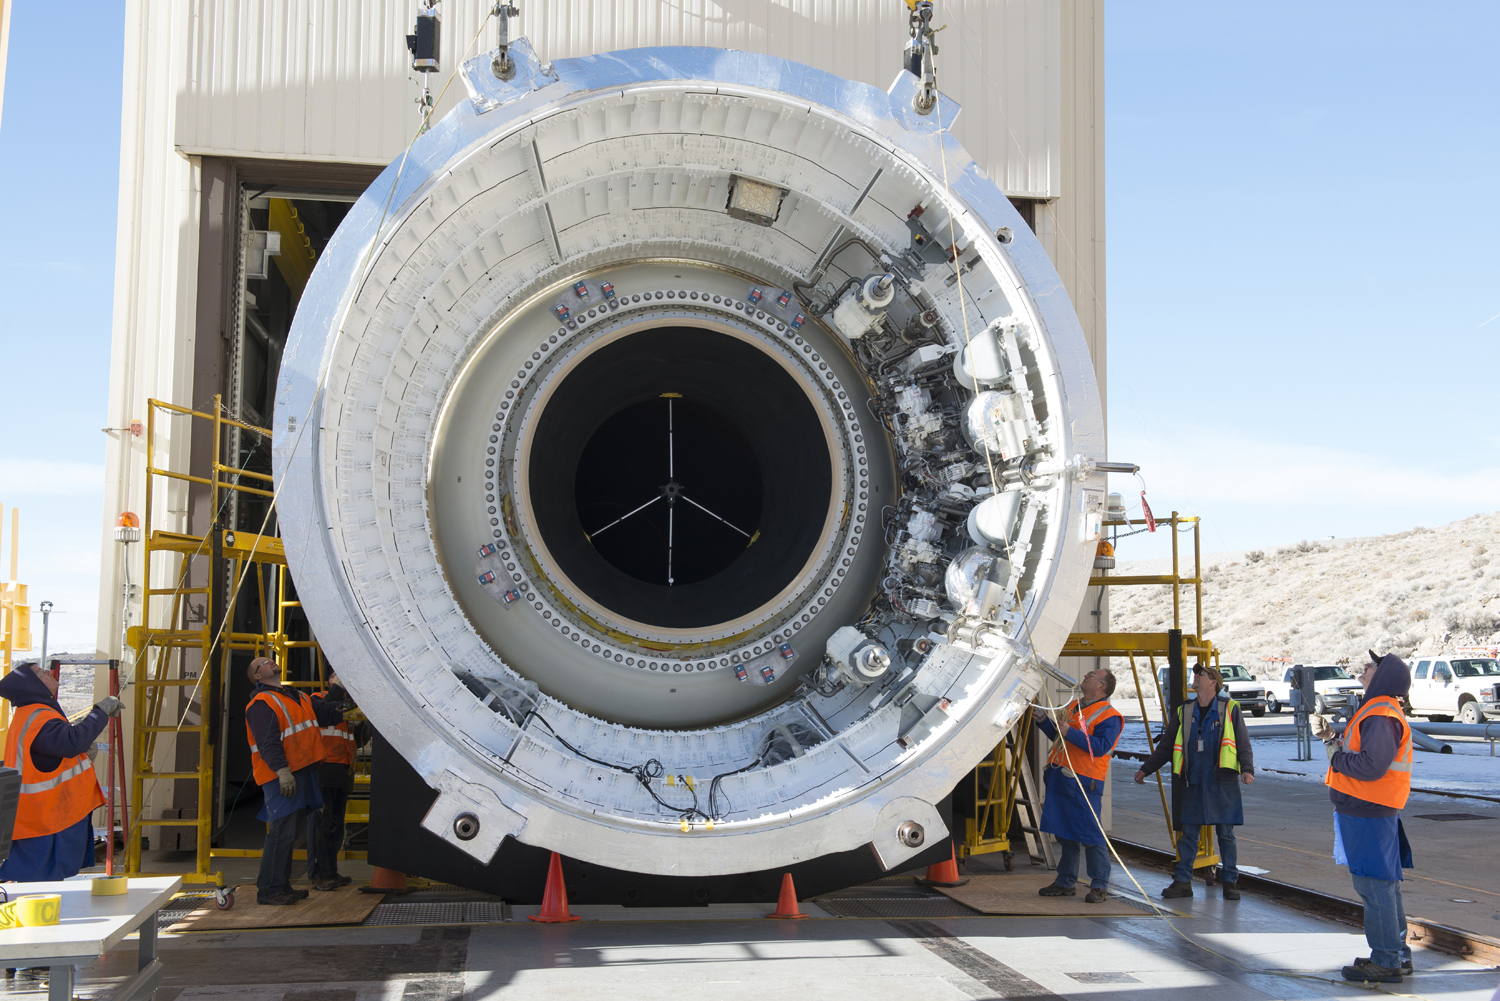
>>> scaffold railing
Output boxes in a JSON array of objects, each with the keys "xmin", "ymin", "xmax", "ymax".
[{"xmin": 126, "ymin": 395, "xmax": 345, "ymax": 887}]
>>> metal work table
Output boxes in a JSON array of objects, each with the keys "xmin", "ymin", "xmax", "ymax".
[{"xmin": 0, "ymin": 875, "xmax": 181, "ymax": 1000}]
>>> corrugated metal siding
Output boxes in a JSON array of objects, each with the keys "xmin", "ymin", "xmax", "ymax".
[{"xmin": 174, "ymin": 0, "xmax": 1059, "ymax": 196}]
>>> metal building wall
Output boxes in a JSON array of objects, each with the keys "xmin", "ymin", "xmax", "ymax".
[{"xmin": 171, "ymin": 1, "xmax": 1064, "ymax": 199}]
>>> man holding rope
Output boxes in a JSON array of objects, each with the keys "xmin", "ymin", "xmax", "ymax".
[{"xmin": 1032, "ymin": 667, "xmax": 1123, "ymax": 902}]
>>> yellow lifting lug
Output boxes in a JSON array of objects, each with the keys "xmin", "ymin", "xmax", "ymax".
[{"xmin": 221, "ymin": 529, "xmax": 287, "ymax": 564}]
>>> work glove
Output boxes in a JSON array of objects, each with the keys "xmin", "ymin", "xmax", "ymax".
[
  {"xmin": 275, "ymin": 767, "xmax": 297, "ymax": 798},
  {"xmin": 96, "ymin": 696, "xmax": 123, "ymax": 717},
  {"xmin": 1323, "ymin": 738, "xmax": 1344, "ymax": 761},
  {"xmin": 1309, "ymin": 713, "xmax": 1333, "ymax": 740}
]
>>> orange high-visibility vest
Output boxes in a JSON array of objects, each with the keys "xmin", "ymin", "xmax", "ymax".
[
  {"xmin": 312, "ymin": 690, "xmax": 355, "ymax": 767},
  {"xmin": 246, "ymin": 688, "xmax": 322, "ymax": 785},
  {"xmin": 4, "ymin": 703, "xmax": 106, "ymax": 839},
  {"xmin": 1046, "ymin": 699, "xmax": 1123, "ymax": 781},
  {"xmin": 1326, "ymin": 695, "xmax": 1412, "ymax": 810}
]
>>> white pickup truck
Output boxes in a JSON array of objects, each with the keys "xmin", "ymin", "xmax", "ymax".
[
  {"xmin": 1153, "ymin": 663, "xmax": 1267, "ymax": 716},
  {"xmin": 1407, "ymin": 655, "xmax": 1500, "ymax": 723},
  {"xmin": 1264, "ymin": 665, "xmax": 1363, "ymax": 715}
]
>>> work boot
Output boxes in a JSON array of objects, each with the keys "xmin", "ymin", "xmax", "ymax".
[
  {"xmin": 1160, "ymin": 880, "xmax": 1193, "ymax": 899},
  {"xmin": 1084, "ymin": 887, "xmax": 1107, "ymax": 903},
  {"xmin": 292, "ymin": 888, "xmax": 310, "ymax": 900},
  {"xmin": 258, "ymin": 891, "xmax": 302, "ymax": 906},
  {"xmin": 1354, "ymin": 956, "xmax": 1412, "ymax": 977},
  {"xmin": 1222, "ymin": 883, "xmax": 1240, "ymax": 900},
  {"xmin": 1037, "ymin": 882, "xmax": 1077, "ymax": 897},
  {"xmin": 1342, "ymin": 961, "xmax": 1402, "ymax": 983},
  {"xmin": 311, "ymin": 878, "xmax": 342, "ymax": 892},
  {"xmin": 333, "ymin": 874, "xmax": 353, "ymax": 886}
]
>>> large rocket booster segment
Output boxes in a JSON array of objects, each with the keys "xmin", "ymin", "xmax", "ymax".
[{"xmin": 274, "ymin": 42, "xmax": 1105, "ymax": 877}]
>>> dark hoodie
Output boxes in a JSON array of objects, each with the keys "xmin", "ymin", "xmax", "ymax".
[
  {"xmin": 1328, "ymin": 654, "xmax": 1411, "ymax": 818},
  {"xmin": 0, "ymin": 667, "xmax": 110, "ymax": 773}
]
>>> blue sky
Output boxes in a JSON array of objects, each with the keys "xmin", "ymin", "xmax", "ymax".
[
  {"xmin": 1, "ymin": 3, "xmax": 1497, "ymax": 650},
  {"xmin": 1106, "ymin": 3, "xmax": 1500, "ymax": 558},
  {"xmin": 0, "ymin": 2, "xmax": 125, "ymax": 654}
]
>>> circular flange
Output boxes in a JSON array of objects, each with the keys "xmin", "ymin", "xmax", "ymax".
[{"xmin": 274, "ymin": 46, "xmax": 1105, "ymax": 878}]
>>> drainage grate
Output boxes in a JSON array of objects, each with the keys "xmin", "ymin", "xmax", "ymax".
[
  {"xmin": 363, "ymin": 901, "xmax": 508, "ymax": 926},
  {"xmin": 157, "ymin": 895, "xmax": 216, "ymax": 929},
  {"xmin": 1412, "ymin": 813, "xmax": 1495, "ymax": 822},
  {"xmin": 864, "ymin": 876, "xmax": 920, "ymax": 887},
  {"xmin": 814, "ymin": 897, "xmax": 980, "ymax": 919},
  {"xmin": 1066, "ymin": 972, "xmax": 1140, "ymax": 984}
]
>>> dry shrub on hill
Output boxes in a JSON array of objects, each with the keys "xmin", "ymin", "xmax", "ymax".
[{"xmin": 1106, "ymin": 511, "xmax": 1500, "ymax": 680}]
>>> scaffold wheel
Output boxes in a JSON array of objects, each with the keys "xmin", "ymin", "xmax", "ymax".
[
  {"xmin": 1002, "ymin": 851, "xmax": 1015, "ymax": 871},
  {"xmin": 214, "ymin": 888, "xmax": 235, "ymax": 911}
]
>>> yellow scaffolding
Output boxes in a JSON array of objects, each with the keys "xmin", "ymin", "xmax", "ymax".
[
  {"xmin": 125, "ymin": 396, "xmax": 366, "ymax": 888},
  {"xmin": 961, "ymin": 711, "xmax": 1037, "ymax": 864},
  {"xmin": 0, "ymin": 503, "xmax": 30, "ymax": 740}
]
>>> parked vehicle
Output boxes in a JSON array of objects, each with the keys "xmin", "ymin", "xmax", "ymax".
[
  {"xmin": 1407, "ymin": 655, "xmax": 1500, "ymax": 723},
  {"xmin": 1217, "ymin": 664, "xmax": 1268, "ymax": 717},
  {"xmin": 1264, "ymin": 665, "xmax": 1362, "ymax": 715},
  {"xmin": 1155, "ymin": 664, "xmax": 1266, "ymax": 717}
]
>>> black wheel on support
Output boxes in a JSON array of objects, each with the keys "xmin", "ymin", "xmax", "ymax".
[{"xmin": 1203, "ymin": 867, "xmax": 1216, "ymax": 886}]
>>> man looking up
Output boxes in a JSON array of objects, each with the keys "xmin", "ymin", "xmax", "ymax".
[
  {"xmin": 1033, "ymin": 667, "xmax": 1122, "ymax": 902},
  {"xmin": 1136, "ymin": 663, "xmax": 1255, "ymax": 900},
  {"xmin": 0, "ymin": 662, "xmax": 121, "ymax": 881},
  {"xmin": 245, "ymin": 656, "xmax": 344, "ymax": 905},
  {"xmin": 1315, "ymin": 652, "xmax": 1414, "ymax": 983}
]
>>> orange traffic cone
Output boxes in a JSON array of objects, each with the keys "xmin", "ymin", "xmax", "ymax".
[
  {"xmin": 528, "ymin": 851, "xmax": 582, "ymax": 923},
  {"xmin": 916, "ymin": 841, "xmax": 969, "ymax": 888},
  {"xmin": 766, "ymin": 872, "xmax": 808, "ymax": 919},
  {"xmin": 361, "ymin": 867, "xmax": 411, "ymax": 895}
]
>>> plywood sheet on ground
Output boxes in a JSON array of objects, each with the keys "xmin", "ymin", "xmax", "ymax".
[
  {"xmin": 936, "ymin": 872, "xmax": 1148, "ymax": 916},
  {"xmin": 168, "ymin": 884, "xmax": 383, "ymax": 931}
]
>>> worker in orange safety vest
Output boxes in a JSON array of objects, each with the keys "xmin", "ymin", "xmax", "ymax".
[
  {"xmin": 0, "ymin": 661, "xmax": 121, "ymax": 881},
  {"xmin": 1031, "ymin": 667, "xmax": 1123, "ymax": 903},
  {"xmin": 245, "ymin": 656, "xmax": 345, "ymax": 905},
  {"xmin": 305, "ymin": 672, "xmax": 370, "ymax": 891},
  {"xmin": 1314, "ymin": 651, "xmax": 1415, "ymax": 984}
]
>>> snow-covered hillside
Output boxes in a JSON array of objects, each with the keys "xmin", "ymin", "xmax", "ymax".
[{"xmin": 1108, "ymin": 512, "xmax": 1500, "ymax": 679}]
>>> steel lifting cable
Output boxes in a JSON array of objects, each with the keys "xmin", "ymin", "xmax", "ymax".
[
  {"xmin": 125, "ymin": 7, "xmax": 502, "ymax": 850},
  {"xmin": 921, "ymin": 36, "xmax": 1436, "ymax": 1001}
]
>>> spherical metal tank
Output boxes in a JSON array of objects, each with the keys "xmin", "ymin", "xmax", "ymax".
[{"xmin": 274, "ymin": 42, "xmax": 1105, "ymax": 877}]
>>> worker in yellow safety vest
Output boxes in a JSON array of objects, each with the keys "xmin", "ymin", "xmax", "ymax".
[
  {"xmin": 1135, "ymin": 663, "xmax": 1256, "ymax": 901},
  {"xmin": 1314, "ymin": 651, "xmax": 1414, "ymax": 984},
  {"xmin": 0, "ymin": 662, "xmax": 122, "ymax": 881},
  {"xmin": 245, "ymin": 656, "xmax": 345, "ymax": 906},
  {"xmin": 305, "ymin": 673, "xmax": 370, "ymax": 891},
  {"xmin": 1032, "ymin": 668, "xmax": 1123, "ymax": 903}
]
